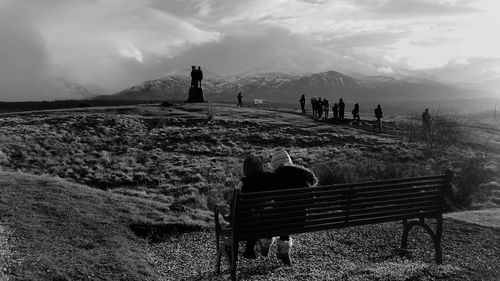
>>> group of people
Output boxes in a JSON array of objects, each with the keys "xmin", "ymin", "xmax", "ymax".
[
  {"xmin": 190, "ymin": 66, "xmax": 204, "ymax": 88},
  {"xmin": 301, "ymin": 96, "xmax": 384, "ymax": 130},
  {"xmin": 223, "ymin": 149, "xmax": 317, "ymax": 266}
]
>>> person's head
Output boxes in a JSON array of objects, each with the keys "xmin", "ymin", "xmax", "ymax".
[
  {"xmin": 198, "ymin": 66, "xmax": 201, "ymax": 70},
  {"xmin": 377, "ymin": 104, "xmax": 381, "ymax": 108},
  {"xmin": 271, "ymin": 149, "xmax": 293, "ymax": 171},
  {"xmin": 425, "ymin": 108, "xmax": 429, "ymax": 113},
  {"xmin": 243, "ymin": 156, "xmax": 263, "ymax": 176},
  {"xmin": 192, "ymin": 65, "xmax": 195, "ymax": 69},
  {"xmin": 340, "ymin": 98, "xmax": 343, "ymax": 102}
]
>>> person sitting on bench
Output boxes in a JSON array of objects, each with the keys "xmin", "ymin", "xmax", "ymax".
[{"xmin": 258, "ymin": 149, "xmax": 317, "ymax": 265}]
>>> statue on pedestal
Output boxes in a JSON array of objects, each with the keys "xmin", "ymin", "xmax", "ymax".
[{"xmin": 187, "ymin": 65, "xmax": 205, "ymax": 103}]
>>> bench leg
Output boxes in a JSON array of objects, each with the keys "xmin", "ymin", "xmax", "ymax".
[
  {"xmin": 231, "ymin": 241, "xmax": 238, "ymax": 281},
  {"xmin": 401, "ymin": 219, "xmax": 409, "ymax": 252},
  {"xmin": 400, "ymin": 217, "xmax": 443, "ymax": 264},
  {"xmin": 215, "ymin": 246, "xmax": 223, "ymax": 274}
]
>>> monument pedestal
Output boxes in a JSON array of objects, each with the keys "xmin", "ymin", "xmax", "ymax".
[{"xmin": 186, "ymin": 87, "xmax": 205, "ymax": 103}]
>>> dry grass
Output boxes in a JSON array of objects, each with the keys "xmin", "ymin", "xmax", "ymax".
[
  {"xmin": 0, "ymin": 171, "xmax": 211, "ymax": 280},
  {"xmin": 0, "ymin": 104, "xmax": 499, "ymax": 280}
]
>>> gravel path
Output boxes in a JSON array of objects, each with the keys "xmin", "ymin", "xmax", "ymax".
[
  {"xmin": 148, "ymin": 219, "xmax": 499, "ymax": 281},
  {"xmin": 0, "ymin": 223, "xmax": 15, "ymax": 281}
]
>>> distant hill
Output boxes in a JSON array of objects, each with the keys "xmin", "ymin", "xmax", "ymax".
[{"xmin": 96, "ymin": 69, "xmax": 495, "ymax": 106}]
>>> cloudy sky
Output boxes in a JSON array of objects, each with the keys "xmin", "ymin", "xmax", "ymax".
[{"xmin": 0, "ymin": 0, "xmax": 499, "ymax": 100}]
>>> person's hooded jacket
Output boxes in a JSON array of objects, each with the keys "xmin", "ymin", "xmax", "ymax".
[{"xmin": 272, "ymin": 164, "xmax": 318, "ymax": 189}]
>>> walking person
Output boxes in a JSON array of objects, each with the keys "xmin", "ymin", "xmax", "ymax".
[
  {"xmin": 299, "ymin": 95, "xmax": 306, "ymax": 114},
  {"xmin": 338, "ymin": 98, "xmax": 345, "ymax": 122},
  {"xmin": 374, "ymin": 104, "xmax": 383, "ymax": 132},
  {"xmin": 237, "ymin": 92, "xmax": 243, "ymax": 107},
  {"xmin": 352, "ymin": 103, "xmax": 360, "ymax": 123}
]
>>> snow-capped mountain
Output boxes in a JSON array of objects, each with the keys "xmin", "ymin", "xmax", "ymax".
[{"xmin": 97, "ymin": 69, "xmax": 493, "ymax": 103}]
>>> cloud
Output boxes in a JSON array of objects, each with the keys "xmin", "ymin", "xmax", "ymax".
[
  {"xmin": 358, "ymin": 0, "xmax": 478, "ymax": 17},
  {"xmin": 0, "ymin": 5, "xmax": 64, "ymax": 101},
  {"xmin": 415, "ymin": 57, "xmax": 500, "ymax": 82},
  {"xmin": 162, "ymin": 25, "xmax": 387, "ymax": 76}
]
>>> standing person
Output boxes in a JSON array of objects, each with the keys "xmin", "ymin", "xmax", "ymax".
[
  {"xmin": 422, "ymin": 108, "xmax": 431, "ymax": 132},
  {"xmin": 299, "ymin": 95, "xmax": 306, "ymax": 114},
  {"xmin": 266, "ymin": 149, "xmax": 318, "ymax": 265},
  {"xmin": 317, "ymin": 98, "xmax": 324, "ymax": 119},
  {"xmin": 311, "ymin": 97, "xmax": 317, "ymax": 118},
  {"xmin": 338, "ymin": 98, "xmax": 345, "ymax": 122},
  {"xmin": 197, "ymin": 66, "xmax": 203, "ymax": 87},
  {"xmin": 352, "ymin": 103, "xmax": 360, "ymax": 122},
  {"xmin": 323, "ymin": 99, "xmax": 329, "ymax": 119},
  {"xmin": 332, "ymin": 103, "xmax": 339, "ymax": 122},
  {"xmin": 190, "ymin": 65, "xmax": 197, "ymax": 87},
  {"xmin": 374, "ymin": 104, "xmax": 383, "ymax": 132},
  {"xmin": 237, "ymin": 92, "xmax": 243, "ymax": 107}
]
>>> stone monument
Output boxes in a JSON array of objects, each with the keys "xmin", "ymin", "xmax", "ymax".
[{"xmin": 186, "ymin": 65, "xmax": 205, "ymax": 103}]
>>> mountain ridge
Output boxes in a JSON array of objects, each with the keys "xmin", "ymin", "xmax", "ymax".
[{"xmin": 96, "ymin": 69, "xmax": 496, "ymax": 104}]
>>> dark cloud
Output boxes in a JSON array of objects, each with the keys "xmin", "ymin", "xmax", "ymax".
[{"xmin": 0, "ymin": 7, "xmax": 62, "ymax": 101}]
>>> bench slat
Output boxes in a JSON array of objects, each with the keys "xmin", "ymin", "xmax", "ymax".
[
  {"xmin": 236, "ymin": 207, "xmax": 441, "ymax": 235},
  {"xmin": 236, "ymin": 188, "xmax": 441, "ymax": 211},
  {"xmin": 238, "ymin": 176, "xmax": 446, "ymax": 199},
  {"xmin": 235, "ymin": 203, "xmax": 440, "ymax": 230},
  {"xmin": 236, "ymin": 198, "xmax": 441, "ymax": 224},
  {"xmin": 236, "ymin": 208, "xmax": 439, "ymax": 237},
  {"xmin": 237, "ymin": 210, "xmax": 439, "ymax": 240},
  {"xmin": 238, "ymin": 181, "xmax": 444, "ymax": 205},
  {"xmin": 238, "ymin": 192, "xmax": 440, "ymax": 220}
]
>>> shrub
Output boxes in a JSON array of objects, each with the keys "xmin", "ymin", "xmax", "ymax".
[
  {"xmin": 423, "ymin": 116, "xmax": 465, "ymax": 155},
  {"xmin": 449, "ymin": 153, "xmax": 496, "ymax": 210},
  {"xmin": 313, "ymin": 158, "xmax": 427, "ymax": 186}
]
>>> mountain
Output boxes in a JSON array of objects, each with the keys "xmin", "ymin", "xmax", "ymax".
[
  {"xmin": 97, "ymin": 69, "xmax": 494, "ymax": 105},
  {"xmin": 50, "ymin": 78, "xmax": 106, "ymax": 100}
]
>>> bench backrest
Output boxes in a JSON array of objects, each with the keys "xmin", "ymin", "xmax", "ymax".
[{"xmin": 232, "ymin": 173, "xmax": 452, "ymax": 241}]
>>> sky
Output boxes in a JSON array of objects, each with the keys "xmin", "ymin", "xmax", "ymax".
[{"xmin": 0, "ymin": 0, "xmax": 499, "ymax": 100}]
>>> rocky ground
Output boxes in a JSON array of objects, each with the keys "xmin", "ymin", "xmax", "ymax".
[{"xmin": 148, "ymin": 219, "xmax": 500, "ymax": 281}]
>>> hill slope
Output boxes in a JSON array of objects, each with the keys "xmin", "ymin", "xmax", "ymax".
[{"xmin": 0, "ymin": 171, "xmax": 210, "ymax": 280}]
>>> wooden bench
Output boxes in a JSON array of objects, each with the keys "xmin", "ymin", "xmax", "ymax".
[{"xmin": 214, "ymin": 171, "xmax": 453, "ymax": 281}]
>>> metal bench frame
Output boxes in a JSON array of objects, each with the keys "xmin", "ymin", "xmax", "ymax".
[{"xmin": 214, "ymin": 171, "xmax": 453, "ymax": 281}]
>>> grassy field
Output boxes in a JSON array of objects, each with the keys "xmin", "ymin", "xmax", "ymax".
[{"xmin": 0, "ymin": 103, "xmax": 498, "ymax": 280}]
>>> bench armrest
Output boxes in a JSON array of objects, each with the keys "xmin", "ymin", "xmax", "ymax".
[{"xmin": 214, "ymin": 204, "xmax": 231, "ymax": 233}]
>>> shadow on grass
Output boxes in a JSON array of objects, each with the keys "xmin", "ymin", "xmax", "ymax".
[{"xmin": 129, "ymin": 221, "xmax": 208, "ymax": 243}]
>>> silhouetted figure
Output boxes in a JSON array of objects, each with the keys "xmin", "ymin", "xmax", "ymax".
[
  {"xmin": 299, "ymin": 95, "xmax": 306, "ymax": 114},
  {"xmin": 190, "ymin": 65, "xmax": 197, "ymax": 87},
  {"xmin": 187, "ymin": 66, "xmax": 205, "ymax": 102},
  {"xmin": 317, "ymin": 98, "xmax": 323, "ymax": 119},
  {"xmin": 237, "ymin": 92, "xmax": 243, "ymax": 107},
  {"xmin": 323, "ymin": 99, "xmax": 329, "ymax": 119},
  {"xmin": 197, "ymin": 66, "xmax": 203, "ymax": 87},
  {"xmin": 311, "ymin": 97, "xmax": 317, "ymax": 118},
  {"xmin": 352, "ymin": 103, "xmax": 360, "ymax": 122},
  {"xmin": 422, "ymin": 108, "xmax": 431, "ymax": 132},
  {"xmin": 338, "ymin": 98, "xmax": 345, "ymax": 121},
  {"xmin": 374, "ymin": 104, "xmax": 383, "ymax": 132},
  {"xmin": 332, "ymin": 103, "xmax": 338, "ymax": 121}
]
